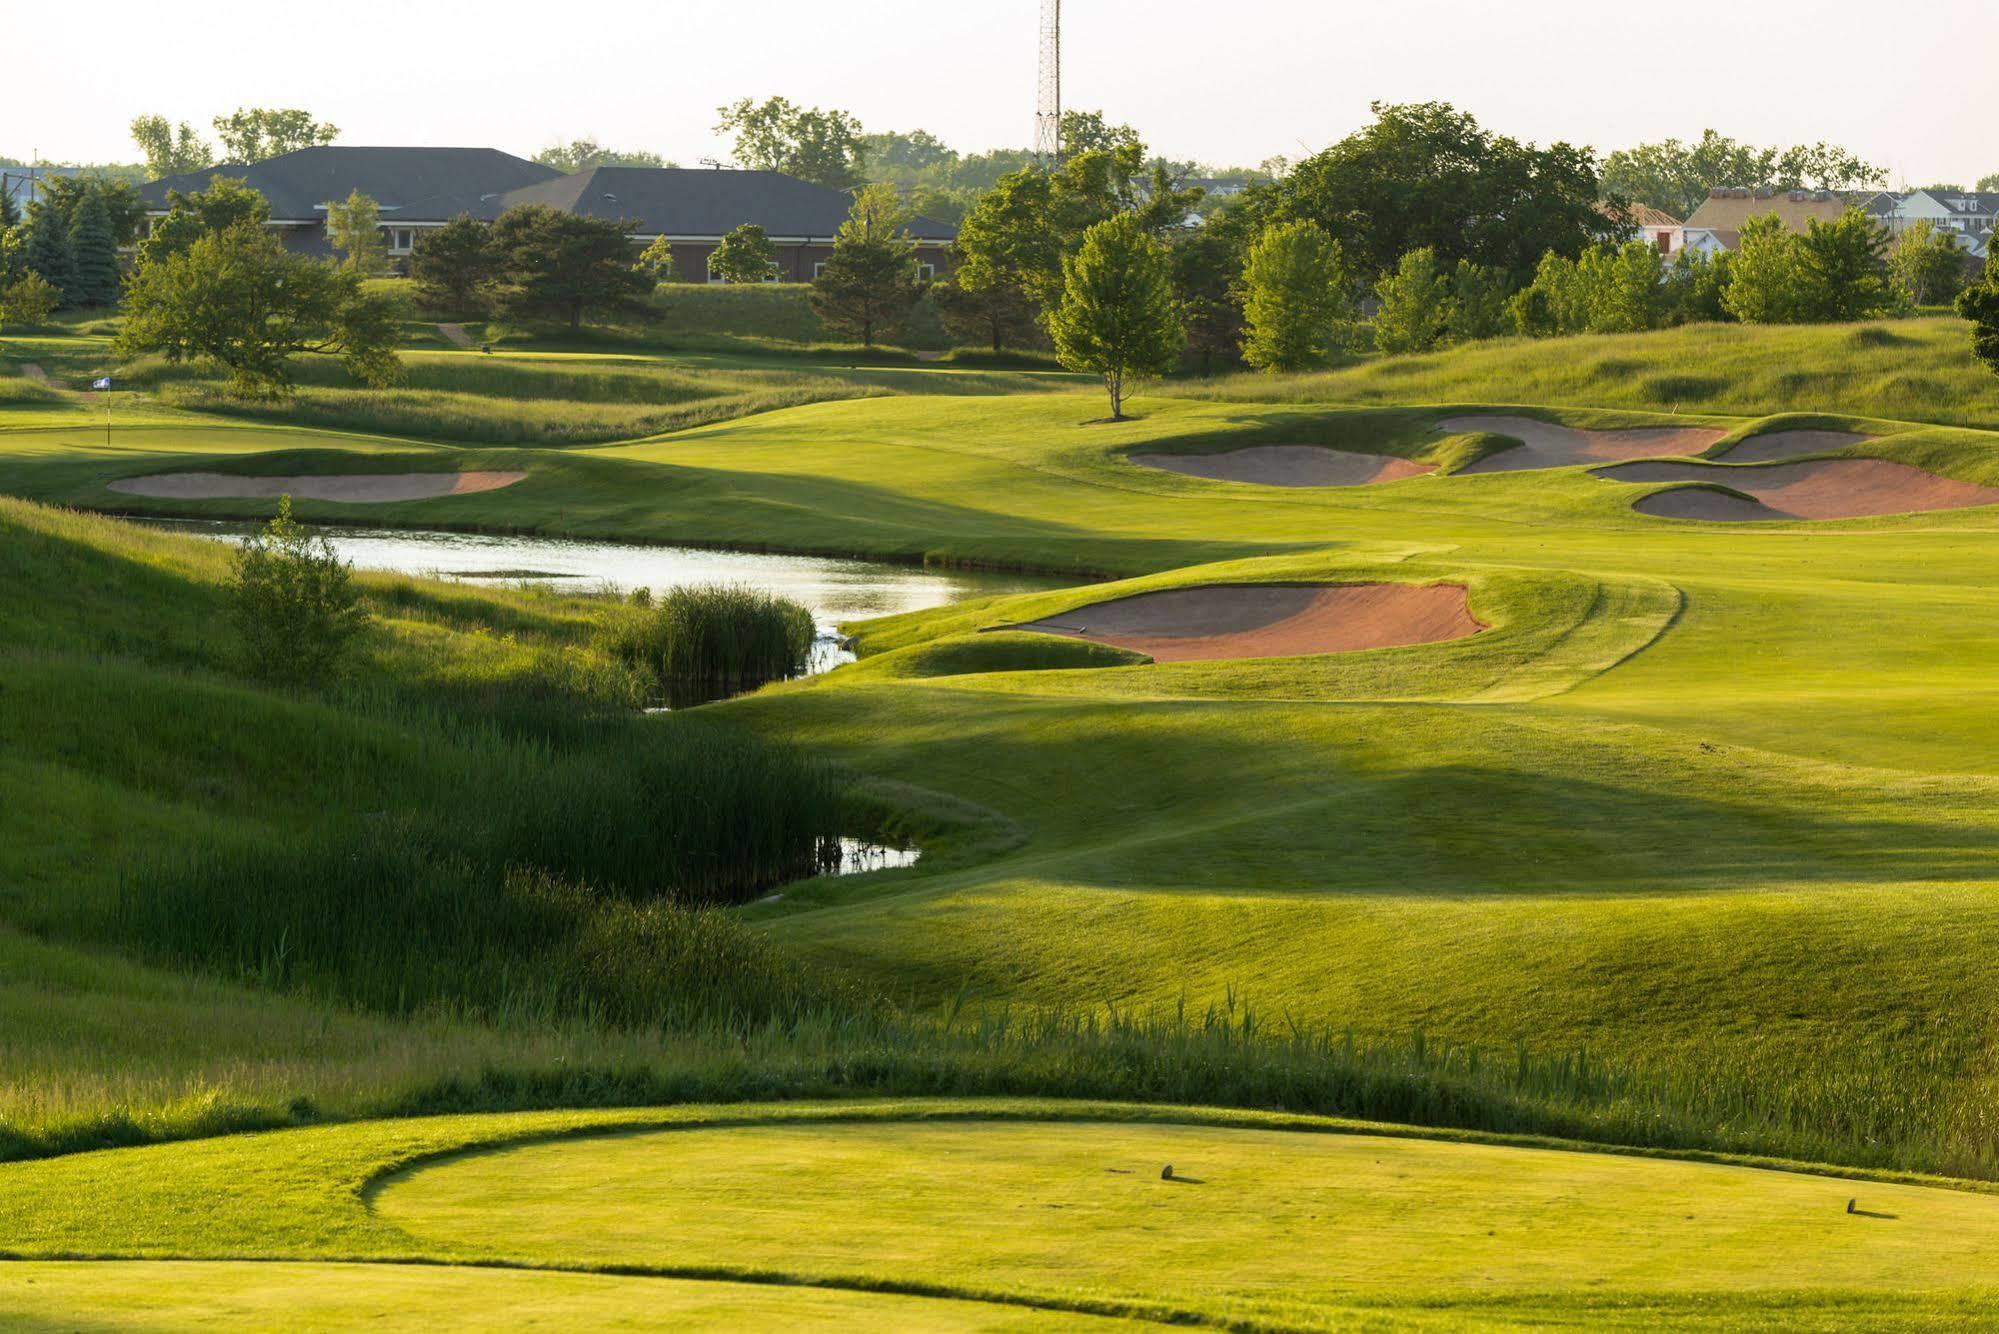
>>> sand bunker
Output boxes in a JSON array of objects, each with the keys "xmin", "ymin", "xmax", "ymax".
[
  {"xmin": 1438, "ymin": 415, "xmax": 1728, "ymax": 473},
  {"xmin": 1715, "ymin": 429, "xmax": 1875, "ymax": 464},
  {"xmin": 107, "ymin": 471, "xmax": 527, "ymax": 503},
  {"xmin": 1003, "ymin": 582, "xmax": 1483, "ymax": 662},
  {"xmin": 1600, "ymin": 458, "xmax": 1999, "ymax": 521},
  {"xmin": 1131, "ymin": 446, "xmax": 1432, "ymax": 488}
]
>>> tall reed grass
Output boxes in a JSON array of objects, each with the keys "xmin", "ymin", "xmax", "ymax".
[{"xmin": 604, "ymin": 584, "xmax": 817, "ymax": 703}]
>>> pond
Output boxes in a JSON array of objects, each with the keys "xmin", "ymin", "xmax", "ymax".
[{"xmin": 148, "ymin": 521, "xmax": 1076, "ymax": 679}]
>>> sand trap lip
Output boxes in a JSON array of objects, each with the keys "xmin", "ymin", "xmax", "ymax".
[
  {"xmin": 1600, "ymin": 457, "xmax": 1999, "ymax": 521},
  {"xmin": 1439, "ymin": 415, "xmax": 1728, "ymax": 473},
  {"xmin": 107, "ymin": 471, "xmax": 527, "ymax": 503},
  {"xmin": 1130, "ymin": 446, "xmax": 1433, "ymax": 487},
  {"xmin": 999, "ymin": 581, "xmax": 1483, "ymax": 662},
  {"xmin": 1716, "ymin": 429, "xmax": 1876, "ymax": 464}
]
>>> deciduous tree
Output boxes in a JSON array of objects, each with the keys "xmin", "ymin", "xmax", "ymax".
[
  {"xmin": 1252, "ymin": 102, "xmax": 1603, "ymax": 287},
  {"xmin": 532, "ymin": 139, "xmax": 669, "ymax": 172},
  {"xmin": 1889, "ymin": 219, "xmax": 1967, "ymax": 306},
  {"xmin": 0, "ymin": 272, "xmax": 59, "ymax": 327},
  {"xmin": 634, "ymin": 234, "xmax": 678, "ymax": 284},
  {"xmin": 1955, "ymin": 254, "xmax": 1999, "ymax": 377},
  {"xmin": 808, "ymin": 184, "xmax": 921, "ymax": 348},
  {"xmin": 708, "ymin": 223, "xmax": 778, "ymax": 284},
  {"xmin": 1445, "ymin": 259, "xmax": 1512, "ymax": 341},
  {"xmin": 1047, "ymin": 214, "xmax": 1182, "ymax": 420},
  {"xmin": 326, "ymin": 190, "xmax": 389, "ymax": 277},
  {"xmin": 1238, "ymin": 220, "xmax": 1350, "ymax": 372},
  {"xmin": 1793, "ymin": 209, "xmax": 1895, "ymax": 321},
  {"xmin": 211, "ymin": 108, "xmax": 339, "ymax": 163},
  {"xmin": 130, "ymin": 115, "xmax": 214, "ymax": 177},
  {"xmin": 1601, "ymin": 130, "xmax": 1883, "ymax": 218},
  {"xmin": 1722, "ymin": 215, "xmax": 1805, "ymax": 324},
  {"xmin": 715, "ymin": 97, "xmax": 866, "ymax": 189},
  {"xmin": 137, "ymin": 175, "xmax": 270, "ymax": 266},
  {"xmin": 929, "ymin": 277, "xmax": 1038, "ymax": 354},
  {"xmin": 118, "ymin": 221, "xmax": 403, "ymax": 396},
  {"xmin": 1372, "ymin": 247, "xmax": 1451, "ymax": 353}
]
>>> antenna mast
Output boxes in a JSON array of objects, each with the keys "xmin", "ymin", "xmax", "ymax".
[{"xmin": 1035, "ymin": 0, "xmax": 1062, "ymax": 166}]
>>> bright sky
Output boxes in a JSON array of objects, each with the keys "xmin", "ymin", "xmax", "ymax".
[{"xmin": 4, "ymin": 0, "xmax": 1989, "ymax": 187}]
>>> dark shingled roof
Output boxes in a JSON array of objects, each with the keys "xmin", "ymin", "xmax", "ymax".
[
  {"xmin": 496, "ymin": 166, "xmax": 956, "ymax": 242},
  {"xmin": 139, "ymin": 146, "xmax": 561, "ymax": 221}
]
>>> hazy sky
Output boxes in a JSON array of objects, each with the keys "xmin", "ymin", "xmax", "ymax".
[{"xmin": 5, "ymin": 1, "xmax": 1989, "ymax": 187}]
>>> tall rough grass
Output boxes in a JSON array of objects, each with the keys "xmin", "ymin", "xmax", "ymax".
[{"xmin": 605, "ymin": 584, "xmax": 816, "ymax": 703}]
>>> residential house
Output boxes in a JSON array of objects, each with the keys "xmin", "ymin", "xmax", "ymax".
[
  {"xmin": 1599, "ymin": 202, "xmax": 1685, "ymax": 257},
  {"xmin": 1679, "ymin": 187, "xmax": 1850, "ymax": 256},
  {"xmin": 137, "ymin": 146, "xmax": 957, "ymax": 279},
  {"xmin": 1862, "ymin": 189, "xmax": 1994, "ymax": 260}
]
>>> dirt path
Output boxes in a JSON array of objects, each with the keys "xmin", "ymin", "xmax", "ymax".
[
  {"xmin": 20, "ymin": 363, "xmax": 51, "ymax": 387},
  {"xmin": 437, "ymin": 324, "xmax": 475, "ymax": 348}
]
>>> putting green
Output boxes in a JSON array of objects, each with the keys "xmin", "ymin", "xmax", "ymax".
[
  {"xmin": 378, "ymin": 1118, "xmax": 1999, "ymax": 1318},
  {"xmin": 0, "ymin": 1261, "xmax": 1140, "ymax": 1332}
]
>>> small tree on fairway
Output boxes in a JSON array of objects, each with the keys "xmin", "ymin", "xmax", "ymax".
[
  {"xmin": 1372, "ymin": 247, "xmax": 1451, "ymax": 353},
  {"xmin": 710, "ymin": 223, "xmax": 778, "ymax": 283},
  {"xmin": 411, "ymin": 215, "xmax": 497, "ymax": 316},
  {"xmin": 65, "ymin": 191, "xmax": 123, "ymax": 307},
  {"xmin": 1889, "ymin": 218, "xmax": 1966, "ymax": 307},
  {"xmin": 326, "ymin": 190, "xmax": 390, "ymax": 277},
  {"xmin": 21, "ymin": 202, "xmax": 74, "ymax": 305},
  {"xmin": 809, "ymin": 183, "xmax": 922, "ymax": 348},
  {"xmin": 230, "ymin": 495, "xmax": 369, "ymax": 685},
  {"xmin": 1239, "ymin": 220, "xmax": 1350, "ymax": 372},
  {"xmin": 118, "ymin": 222, "xmax": 404, "ymax": 396},
  {"xmin": 1047, "ymin": 213, "xmax": 1183, "ymax": 420},
  {"xmin": 489, "ymin": 205, "xmax": 650, "ymax": 329}
]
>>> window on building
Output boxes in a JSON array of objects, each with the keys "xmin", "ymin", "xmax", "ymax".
[
  {"xmin": 813, "ymin": 260, "xmax": 828, "ymax": 279},
  {"xmin": 916, "ymin": 262, "xmax": 936, "ymax": 281},
  {"xmin": 384, "ymin": 227, "xmax": 415, "ymax": 253},
  {"xmin": 1655, "ymin": 231, "xmax": 1671, "ymax": 254}
]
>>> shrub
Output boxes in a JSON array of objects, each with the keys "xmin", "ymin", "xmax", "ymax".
[
  {"xmin": 0, "ymin": 272, "xmax": 61, "ymax": 327},
  {"xmin": 605, "ymin": 583, "xmax": 816, "ymax": 693},
  {"xmin": 228, "ymin": 496, "xmax": 369, "ymax": 684}
]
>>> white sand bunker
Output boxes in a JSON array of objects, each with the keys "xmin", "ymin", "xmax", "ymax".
[
  {"xmin": 1715, "ymin": 429, "xmax": 1875, "ymax": 464},
  {"xmin": 1599, "ymin": 458, "xmax": 1999, "ymax": 521},
  {"xmin": 1131, "ymin": 446, "xmax": 1432, "ymax": 488},
  {"xmin": 1438, "ymin": 415, "xmax": 1728, "ymax": 473},
  {"xmin": 1002, "ymin": 582, "xmax": 1483, "ymax": 663},
  {"xmin": 108, "ymin": 471, "xmax": 527, "ymax": 503}
]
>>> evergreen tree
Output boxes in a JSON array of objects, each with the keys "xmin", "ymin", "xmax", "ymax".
[
  {"xmin": 21, "ymin": 202, "xmax": 74, "ymax": 305},
  {"xmin": 930, "ymin": 277, "xmax": 1038, "ymax": 354},
  {"xmin": 1046, "ymin": 214, "xmax": 1183, "ymax": 420},
  {"xmin": 66, "ymin": 190, "xmax": 122, "ymax": 307},
  {"xmin": 808, "ymin": 184, "xmax": 922, "ymax": 348},
  {"xmin": 1239, "ymin": 221, "xmax": 1351, "ymax": 372},
  {"xmin": 410, "ymin": 215, "xmax": 496, "ymax": 316}
]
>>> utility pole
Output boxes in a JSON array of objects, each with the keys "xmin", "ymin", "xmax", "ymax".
[{"xmin": 1035, "ymin": 0, "xmax": 1062, "ymax": 167}]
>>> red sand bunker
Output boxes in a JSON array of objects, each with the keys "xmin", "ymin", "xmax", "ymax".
[
  {"xmin": 1715, "ymin": 429, "xmax": 1875, "ymax": 464},
  {"xmin": 108, "ymin": 471, "xmax": 527, "ymax": 503},
  {"xmin": 1004, "ymin": 582, "xmax": 1484, "ymax": 662},
  {"xmin": 1131, "ymin": 446, "xmax": 1433, "ymax": 487},
  {"xmin": 1438, "ymin": 415, "xmax": 1727, "ymax": 473},
  {"xmin": 1600, "ymin": 458, "xmax": 1999, "ymax": 521}
]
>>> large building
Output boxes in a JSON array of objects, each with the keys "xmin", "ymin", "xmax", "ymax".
[{"xmin": 137, "ymin": 145, "xmax": 956, "ymax": 279}]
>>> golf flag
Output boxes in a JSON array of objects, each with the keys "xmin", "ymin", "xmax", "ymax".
[{"xmin": 91, "ymin": 377, "xmax": 111, "ymax": 390}]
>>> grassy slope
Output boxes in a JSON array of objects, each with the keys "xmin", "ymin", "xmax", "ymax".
[
  {"xmin": 6, "ymin": 1099, "xmax": 1996, "ymax": 1330},
  {"xmin": 1168, "ymin": 315, "xmax": 1999, "ymax": 428},
  {"xmin": 14, "ymin": 323, "xmax": 1999, "ymax": 1317}
]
